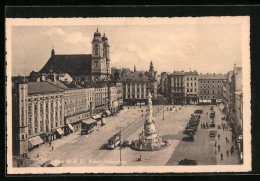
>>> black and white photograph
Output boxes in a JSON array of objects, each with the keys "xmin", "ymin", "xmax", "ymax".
[{"xmin": 6, "ymin": 17, "xmax": 251, "ymax": 174}]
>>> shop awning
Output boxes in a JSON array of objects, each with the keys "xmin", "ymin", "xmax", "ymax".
[
  {"xmin": 82, "ymin": 119, "xmax": 96, "ymax": 125},
  {"xmin": 219, "ymin": 104, "xmax": 225, "ymax": 110},
  {"xmin": 56, "ymin": 128, "xmax": 64, "ymax": 135},
  {"xmin": 92, "ymin": 114, "xmax": 101, "ymax": 120},
  {"xmin": 68, "ymin": 124, "xmax": 74, "ymax": 132},
  {"xmin": 216, "ymin": 99, "xmax": 222, "ymax": 103},
  {"xmin": 47, "ymin": 159, "xmax": 62, "ymax": 167},
  {"xmin": 28, "ymin": 136, "xmax": 44, "ymax": 147},
  {"xmin": 105, "ymin": 110, "xmax": 111, "ymax": 115}
]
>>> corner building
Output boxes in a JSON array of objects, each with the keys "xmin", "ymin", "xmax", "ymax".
[{"xmin": 198, "ymin": 73, "xmax": 225, "ymax": 104}]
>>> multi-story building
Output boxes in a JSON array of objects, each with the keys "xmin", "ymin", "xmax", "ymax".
[
  {"xmin": 63, "ymin": 83, "xmax": 95, "ymax": 134},
  {"xmin": 108, "ymin": 84, "xmax": 118, "ymax": 114},
  {"xmin": 198, "ymin": 73, "xmax": 225, "ymax": 104},
  {"xmin": 222, "ymin": 71, "xmax": 234, "ymax": 114},
  {"xmin": 167, "ymin": 71, "xmax": 185, "ymax": 105},
  {"xmin": 12, "ymin": 75, "xmax": 98, "ymax": 158},
  {"xmin": 184, "ymin": 71, "xmax": 199, "ymax": 104},
  {"xmin": 160, "ymin": 72, "xmax": 168, "ymax": 95},
  {"xmin": 12, "ymin": 80, "xmax": 66, "ymax": 158},
  {"xmin": 115, "ymin": 82, "xmax": 124, "ymax": 110},
  {"xmin": 121, "ymin": 73, "xmax": 157, "ymax": 105},
  {"xmin": 86, "ymin": 83, "xmax": 108, "ymax": 113},
  {"xmin": 12, "ymin": 80, "xmax": 29, "ymax": 159}
]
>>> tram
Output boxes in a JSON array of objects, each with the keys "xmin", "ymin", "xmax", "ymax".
[{"xmin": 107, "ymin": 133, "xmax": 120, "ymax": 149}]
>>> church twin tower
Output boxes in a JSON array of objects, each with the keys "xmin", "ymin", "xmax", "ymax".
[{"xmin": 91, "ymin": 28, "xmax": 111, "ymax": 81}]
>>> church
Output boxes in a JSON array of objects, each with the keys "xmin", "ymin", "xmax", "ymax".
[{"xmin": 40, "ymin": 28, "xmax": 111, "ymax": 82}]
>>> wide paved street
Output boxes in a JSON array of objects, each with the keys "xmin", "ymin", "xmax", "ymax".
[{"xmin": 28, "ymin": 105, "xmax": 240, "ymax": 167}]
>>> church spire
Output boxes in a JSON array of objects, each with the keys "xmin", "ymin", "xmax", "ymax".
[
  {"xmin": 51, "ymin": 46, "xmax": 55, "ymax": 57},
  {"xmin": 134, "ymin": 65, "xmax": 136, "ymax": 72}
]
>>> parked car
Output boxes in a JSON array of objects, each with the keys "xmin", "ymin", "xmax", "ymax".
[
  {"xmin": 178, "ymin": 158, "xmax": 197, "ymax": 165},
  {"xmin": 183, "ymin": 129, "xmax": 196, "ymax": 136},
  {"xmin": 182, "ymin": 136, "xmax": 194, "ymax": 142},
  {"xmin": 194, "ymin": 109, "xmax": 203, "ymax": 114},
  {"xmin": 209, "ymin": 122, "xmax": 215, "ymax": 128},
  {"xmin": 209, "ymin": 130, "xmax": 216, "ymax": 137}
]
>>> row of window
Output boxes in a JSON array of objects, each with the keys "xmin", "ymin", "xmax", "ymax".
[
  {"xmin": 123, "ymin": 85, "xmax": 149, "ymax": 89},
  {"xmin": 187, "ymin": 88, "xmax": 197, "ymax": 92},
  {"xmin": 187, "ymin": 83, "xmax": 197, "ymax": 87},
  {"xmin": 200, "ymin": 80, "xmax": 224, "ymax": 84},
  {"xmin": 186, "ymin": 77, "xmax": 197, "ymax": 81},
  {"xmin": 200, "ymin": 90, "xmax": 220, "ymax": 94},
  {"xmin": 200, "ymin": 85, "xmax": 221, "ymax": 89},
  {"xmin": 123, "ymin": 93, "xmax": 147, "ymax": 99},
  {"xmin": 200, "ymin": 95, "xmax": 220, "ymax": 99}
]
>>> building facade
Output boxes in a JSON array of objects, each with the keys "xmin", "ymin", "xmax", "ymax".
[
  {"xmin": 63, "ymin": 85, "xmax": 95, "ymax": 134},
  {"xmin": 198, "ymin": 73, "xmax": 225, "ymax": 104},
  {"xmin": 167, "ymin": 71, "xmax": 185, "ymax": 105},
  {"xmin": 184, "ymin": 71, "xmax": 199, "ymax": 104},
  {"xmin": 121, "ymin": 73, "xmax": 157, "ymax": 105}
]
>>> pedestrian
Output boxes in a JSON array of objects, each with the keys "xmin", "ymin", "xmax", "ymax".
[
  {"xmin": 207, "ymin": 112, "xmax": 208, "ymax": 115},
  {"xmin": 225, "ymin": 137, "xmax": 228, "ymax": 142},
  {"xmin": 218, "ymin": 145, "xmax": 220, "ymax": 152},
  {"xmin": 49, "ymin": 141, "xmax": 51, "ymax": 147},
  {"xmin": 220, "ymin": 153, "xmax": 223, "ymax": 160},
  {"xmin": 52, "ymin": 146, "xmax": 54, "ymax": 151},
  {"xmin": 203, "ymin": 123, "xmax": 205, "ymax": 128},
  {"xmin": 201, "ymin": 123, "xmax": 202, "ymax": 128},
  {"xmin": 226, "ymin": 126, "xmax": 229, "ymax": 130},
  {"xmin": 215, "ymin": 140, "xmax": 217, "ymax": 147},
  {"xmin": 226, "ymin": 150, "xmax": 229, "ymax": 156},
  {"xmin": 218, "ymin": 134, "xmax": 220, "ymax": 140},
  {"xmin": 142, "ymin": 114, "xmax": 143, "ymax": 117},
  {"xmin": 206, "ymin": 122, "xmax": 208, "ymax": 128},
  {"xmin": 222, "ymin": 126, "xmax": 225, "ymax": 131},
  {"xmin": 230, "ymin": 146, "xmax": 234, "ymax": 155}
]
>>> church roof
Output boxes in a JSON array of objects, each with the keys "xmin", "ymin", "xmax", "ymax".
[{"xmin": 40, "ymin": 54, "xmax": 92, "ymax": 75}]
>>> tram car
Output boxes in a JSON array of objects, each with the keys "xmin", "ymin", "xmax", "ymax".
[
  {"xmin": 81, "ymin": 121, "xmax": 97, "ymax": 135},
  {"xmin": 107, "ymin": 133, "xmax": 120, "ymax": 149}
]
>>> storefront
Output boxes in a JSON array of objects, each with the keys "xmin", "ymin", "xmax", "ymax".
[
  {"xmin": 198, "ymin": 99, "xmax": 212, "ymax": 105},
  {"xmin": 65, "ymin": 111, "xmax": 92, "ymax": 135},
  {"xmin": 219, "ymin": 103, "xmax": 226, "ymax": 112},
  {"xmin": 28, "ymin": 136, "xmax": 44, "ymax": 151},
  {"xmin": 55, "ymin": 128, "xmax": 64, "ymax": 139}
]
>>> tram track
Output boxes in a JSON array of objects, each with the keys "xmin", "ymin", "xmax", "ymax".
[{"xmin": 92, "ymin": 106, "xmax": 164, "ymax": 162}]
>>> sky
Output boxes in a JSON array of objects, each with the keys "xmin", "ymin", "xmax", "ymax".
[{"xmin": 10, "ymin": 18, "xmax": 244, "ymax": 76}]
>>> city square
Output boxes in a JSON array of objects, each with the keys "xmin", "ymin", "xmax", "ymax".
[
  {"xmin": 27, "ymin": 104, "xmax": 240, "ymax": 167},
  {"xmin": 7, "ymin": 17, "xmax": 250, "ymax": 173}
]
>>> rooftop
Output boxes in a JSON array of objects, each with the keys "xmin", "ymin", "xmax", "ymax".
[
  {"xmin": 40, "ymin": 54, "xmax": 92, "ymax": 75},
  {"xmin": 121, "ymin": 74, "xmax": 152, "ymax": 83},
  {"xmin": 28, "ymin": 81, "xmax": 65, "ymax": 95},
  {"xmin": 198, "ymin": 73, "xmax": 225, "ymax": 80}
]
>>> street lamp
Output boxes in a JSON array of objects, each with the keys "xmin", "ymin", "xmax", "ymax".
[
  {"xmin": 163, "ymin": 98, "xmax": 165, "ymax": 120},
  {"xmin": 116, "ymin": 126, "xmax": 124, "ymax": 165}
]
